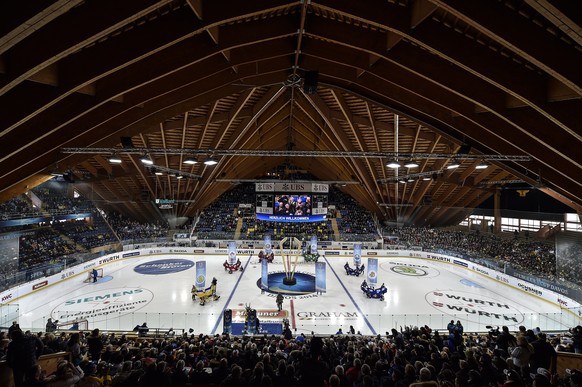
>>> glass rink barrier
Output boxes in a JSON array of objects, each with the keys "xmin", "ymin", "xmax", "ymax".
[
  {"xmin": 28, "ymin": 310, "xmax": 580, "ymax": 336},
  {"xmin": 0, "ymin": 303, "xmax": 19, "ymax": 327}
]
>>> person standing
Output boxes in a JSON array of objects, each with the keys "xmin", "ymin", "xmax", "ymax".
[
  {"xmin": 276, "ymin": 293, "xmax": 284, "ymax": 311},
  {"xmin": 92, "ymin": 268, "xmax": 98, "ymax": 283},
  {"xmin": 6, "ymin": 328, "xmax": 45, "ymax": 387},
  {"xmin": 87, "ymin": 329, "xmax": 103, "ymax": 363}
]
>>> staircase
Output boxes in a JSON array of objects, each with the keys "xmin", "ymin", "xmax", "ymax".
[
  {"xmin": 330, "ymin": 217, "xmax": 340, "ymax": 241},
  {"xmin": 233, "ymin": 211, "xmax": 244, "ymax": 239}
]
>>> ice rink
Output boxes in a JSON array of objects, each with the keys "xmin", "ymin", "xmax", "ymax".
[{"xmin": 14, "ymin": 253, "xmax": 570, "ymax": 336}]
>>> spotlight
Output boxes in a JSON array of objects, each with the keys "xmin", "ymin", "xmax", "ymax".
[
  {"xmin": 140, "ymin": 155, "xmax": 154, "ymax": 165},
  {"xmin": 386, "ymin": 160, "xmax": 401, "ymax": 169}
]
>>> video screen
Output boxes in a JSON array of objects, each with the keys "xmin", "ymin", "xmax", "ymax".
[
  {"xmin": 255, "ymin": 193, "xmax": 327, "ymax": 222},
  {"xmin": 274, "ymin": 194, "xmax": 311, "ymax": 216}
]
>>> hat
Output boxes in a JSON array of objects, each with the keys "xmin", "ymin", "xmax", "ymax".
[
  {"xmin": 530, "ymin": 367, "xmax": 551, "ymax": 380},
  {"xmin": 566, "ymin": 369, "xmax": 582, "ymax": 385}
]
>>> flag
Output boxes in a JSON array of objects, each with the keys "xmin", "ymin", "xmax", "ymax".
[
  {"xmin": 261, "ymin": 257, "xmax": 268, "ymax": 291},
  {"xmin": 228, "ymin": 241, "xmax": 237, "ymax": 264},
  {"xmin": 264, "ymin": 235, "xmax": 272, "ymax": 255},
  {"xmin": 311, "ymin": 236, "xmax": 318, "ymax": 255},
  {"xmin": 354, "ymin": 244, "xmax": 362, "ymax": 266},
  {"xmin": 367, "ymin": 258, "xmax": 378, "ymax": 285},
  {"xmin": 195, "ymin": 260, "xmax": 206, "ymax": 289},
  {"xmin": 315, "ymin": 261, "xmax": 326, "ymax": 293}
]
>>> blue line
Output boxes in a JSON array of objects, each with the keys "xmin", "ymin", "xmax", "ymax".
[
  {"xmin": 211, "ymin": 255, "xmax": 253, "ymax": 334},
  {"xmin": 323, "ymin": 256, "xmax": 377, "ymax": 335}
]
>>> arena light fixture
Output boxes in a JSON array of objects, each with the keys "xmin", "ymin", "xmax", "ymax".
[
  {"xmin": 475, "ymin": 161, "xmax": 489, "ymax": 169},
  {"xmin": 204, "ymin": 157, "xmax": 218, "ymax": 166},
  {"xmin": 386, "ymin": 160, "xmax": 401, "ymax": 169},
  {"xmin": 108, "ymin": 154, "xmax": 122, "ymax": 164},
  {"xmin": 404, "ymin": 160, "xmax": 419, "ymax": 168},
  {"xmin": 447, "ymin": 160, "xmax": 461, "ymax": 169},
  {"xmin": 140, "ymin": 155, "xmax": 154, "ymax": 165},
  {"xmin": 183, "ymin": 157, "xmax": 197, "ymax": 165}
]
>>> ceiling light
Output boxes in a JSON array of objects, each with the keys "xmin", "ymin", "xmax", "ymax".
[
  {"xmin": 154, "ymin": 170, "xmax": 163, "ymax": 176},
  {"xmin": 422, "ymin": 177, "xmax": 431, "ymax": 181},
  {"xmin": 386, "ymin": 160, "xmax": 401, "ymax": 169},
  {"xmin": 140, "ymin": 155, "xmax": 154, "ymax": 165},
  {"xmin": 447, "ymin": 160, "xmax": 460, "ymax": 169},
  {"xmin": 108, "ymin": 154, "xmax": 122, "ymax": 164},
  {"xmin": 407, "ymin": 178, "xmax": 415, "ymax": 183},
  {"xmin": 399, "ymin": 179, "xmax": 407, "ymax": 184},
  {"xmin": 475, "ymin": 162, "xmax": 489, "ymax": 169},
  {"xmin": 176, "ymin": 174, "xmax": 183, "ymax": 179},
  {"xmin": 404, "ymin": 161, "xmax": 419, "ymax": 168},
  {"xmin": 183, "ymin": 157, "xmax": 197, "ymax": 165},
  {"xmin": 204, "ymin": 157, "xmax": 218, "ymax": 166}
]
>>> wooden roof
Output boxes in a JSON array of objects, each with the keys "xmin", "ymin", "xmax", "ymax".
[{"xmin": 1, "ymin": 0, "xmax": 580, "ymax": 226}]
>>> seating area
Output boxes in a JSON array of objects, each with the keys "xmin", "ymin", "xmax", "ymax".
[{"xmin": 1, "ymin": 322, "xmax": 581, "ymax": 387}]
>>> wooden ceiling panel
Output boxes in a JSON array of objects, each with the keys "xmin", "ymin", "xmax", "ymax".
[{"xmin": 0, "ymin": 0, "xmax": 580, "ymax": 225}]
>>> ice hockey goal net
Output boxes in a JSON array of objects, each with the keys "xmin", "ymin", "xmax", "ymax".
[{"xmin": 83, "ymin": 268, "xmax": 104, "ymax": 283}]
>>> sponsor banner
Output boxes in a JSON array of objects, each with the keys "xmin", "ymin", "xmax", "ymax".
[
  {"xmin": 32, "ymin": 280, "xmax": 48, "ymax": 290},
  {"xmin": 255, "ymin": 182, "xmax": 329, "ymax": 193},
  {"xmin": 366, "ymin": 251, "xmax": 377, "ymax": 256},
  {"xmin": 315, "ymin": 261, "xmax": 326, "ymax": 293},
  {"xmin": 256, "ymin": 182, "xmax": 275, "ymax": 192},
  {"xmin": 169, "ymin": 248, "xmax": 188, "ymax": 253},
  {"xmin": 1, "ymin": 292, "xmax": 14, "ymax": 302},
  {"xmin": 228, "ymin": 241, "xmax": 237, "ymax": 264},
  {"xmin": 195, "ymin": 261, "xmax": 206, "ymax": 289},
  {"xmin": 427, "ymin": 290, "xmax": 524, "ymax": 324},
  {"xmin": 99, "ymin": 254, "xmax": 121, "ymax": 265},
  {"xmin": 53, "ymin": 288, "xmax": 153, "ymax": 322},
  {"xmin": 453, "ymin": 260, "xmax": 468, "ymax": 267},
  {"xmin": 134, "ymin": 259, "xmax": 194, "ymax": 275},
  {"xmin": 326, "ymin": 251, "xmax": 340, "ymax": 255},
  {"xmin": 122, "ymin": 251, "xmax": 140, "ymax": 258},
  {"xmin": 353, "ymin": 244, "xmax": 362, "ymax": 266},
  {"xmin": 261, "ymin": 258, "xmax": 268, "ymax": 290},
  {"xmin": 297, "ymin": 311, "xmax": 358, "ymax": 320},
  {"xmin": 239, "ymin": 203, "xmax": 252, "ymax": 208},
  {"xmin": 311, "ymin": 236, "xmax": 318, "ymax": 255},
  {"xmin": 311, "ymin": 183, "xmax": 329, "ymax": 193},
  {"xmin": 367, "ymin": 258, "xmax": 378, "ymax": 285}
]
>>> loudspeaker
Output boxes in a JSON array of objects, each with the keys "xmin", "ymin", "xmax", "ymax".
[
  {"xmin": 140, "ymin": 190, "xmax": 150, "ymax": 201},
  {"xmin": 63, "ymin": 172, "xmax": 75, "ymax": 183},
  {"xmin": 422, "ymin": 195, "xmax": 433, "ymax": 205},
  {"xmin": 120, "ymin": 136, "xmax": 134, "ymax": 149},
  {"xmin": 458, "ymin": 144, "xmax": 471, "ymax": 154},
  {"xmin": 303, "ymin": 71, "xmax": 319, "ymax": 95}
]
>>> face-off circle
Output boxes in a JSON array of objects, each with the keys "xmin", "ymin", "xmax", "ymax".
[{"xmin": 381, "ymin": 261, "xmax": 440, "ymax": 278}]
